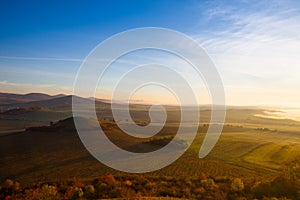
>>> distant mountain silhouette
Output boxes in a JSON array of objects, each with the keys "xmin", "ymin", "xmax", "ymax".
[
  {"xmin": 0, "ymin": 92, "xmax": 66, "ymax": 105},
  {"xmin": 0, "ymin": 94, "xmax": 95, "ymax": 111}
]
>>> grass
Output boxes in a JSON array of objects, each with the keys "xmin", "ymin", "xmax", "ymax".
[
  {"xmin": 1, "ymin": 107, "xmax": 300, "ymax": 187},
  {"xmin": 0, "ymin": 109, "xmax": 72, "ymax": 132}
]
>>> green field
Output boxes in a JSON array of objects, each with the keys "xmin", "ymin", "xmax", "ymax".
[
  {"xmin": 1, "ymin": 107, "xmax": 300, "ymax": 199},
  {"xmin": 1, "ymin": 108, "xmax": 300, "ymax": 182}
]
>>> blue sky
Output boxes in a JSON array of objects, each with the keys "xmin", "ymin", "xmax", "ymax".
[{"xmin": 1, "ymin": 0, "xmax": 300, "ymax": 106}]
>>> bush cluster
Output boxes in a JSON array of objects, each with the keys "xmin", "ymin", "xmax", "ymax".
[{"xmin": 1, "ymin": 170, "xmax": 300, "ymax": 199}]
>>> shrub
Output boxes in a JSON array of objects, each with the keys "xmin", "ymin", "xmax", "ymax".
[
  {"xmin": 40, "ymin": 184, "xmax": 58, "ymax": 200},
  {"xmin": 252, "ymin": 176, "xmax": 298, "ymax": 199},
  {"xmin": 231, "ymin": 178, "xmax": 244, "ymax": 192},
  {"xmin": 100, "ymin": 174, "xmax": 116, "ymax": 184},
  {"xmin": 124, "ymin": 180, "xmax": 132, "ymax": 187},
  {"xmin": 21, "ymin": 184, "xmax": 60, "ymax": 200},
  {"xmin": 70, "ymin": 187, "xmax": 84, "ymax": 200},
  {"xmin": 84, "ymin": 185, "xmax": 95, "ymax": 199},
  {"xmin": 2, "ymin": 179, "xmax": 14, "ymax": 189},
  {"xmin": 201, "ymin": 178, "xmax": 218, "ymax": 191}
]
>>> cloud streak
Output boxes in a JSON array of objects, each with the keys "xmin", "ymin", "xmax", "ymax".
[
  {"xmin": 0, "ymin": 56, "xmax": 83, "ymax": 62},
  {"xmin": 193, "ymin": 0, "xmax": 300, "ymax": 106},
  {"xmin": 0, "ymin": 80, "xmax": 72, "ymax": 95}
]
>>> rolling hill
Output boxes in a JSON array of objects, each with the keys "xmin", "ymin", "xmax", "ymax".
[
  {"xmin": 0, "ymin": 92, "xmax": 65, "ymax": 105},
  {"xmin": 2, "ymin": 112, "xmax": 300, "ymax": 187},
  {"xmin": 0, "ymin": 95, "xmax": 92, "ymax": 111},
  {"xmin": 1, "ymin": 92, "xmax": 300, "ymax": 189}
]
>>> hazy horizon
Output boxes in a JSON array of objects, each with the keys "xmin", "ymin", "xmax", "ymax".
[{"xmin": 3, "ymin": 91, "xmax": 300, "ymax": 110}]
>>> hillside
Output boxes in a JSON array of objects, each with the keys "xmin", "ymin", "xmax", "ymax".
[
  {"xmin": 1, "ymin": 108, "xmax": 300, "ymax": 199},
  {"xmin": 0, "ymin": 92, "xmax": 65, "ymax": 105},
  {"xmin": 2, "ymin": 111, "xmax": 300, "ymax": 187},
  {"xmin": 0, "ymin": 95, "xmax": 91, "ymax": 111},
  {"xmin": 1, "ymin": 94, "xmax": 300, "ymax": 197}
]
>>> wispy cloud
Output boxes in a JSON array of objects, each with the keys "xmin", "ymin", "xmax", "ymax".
[
  {"xmin": 0, "ymin": 80, "xmax": 72, "ymax": 95},
  {"xmin": 1, "ymin": 1, "xmax": 300, "ymax": 106},
  {"xmin": 0, "ymin": 56, "xmax": 83, "ymax": 62},
  {"xmin": 193, "ymin": 0, "xmax": 300, "ymax": 106}
]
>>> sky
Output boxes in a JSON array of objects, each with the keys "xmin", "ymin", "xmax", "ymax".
[{"xmin": 1, "ymin": 0, "xmax": 300, "ymax": 106}]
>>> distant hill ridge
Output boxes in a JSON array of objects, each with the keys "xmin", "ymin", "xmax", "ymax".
[
  {"xmin": 0, "ymin": 94, "xmax": 94, "ymax": 111},
  {"xmin": 0, "ymin": 92, "xmax": 265, "ymax": 111},
  {"xmin": 0, "ymin": 91, "xmax": 111, "ymax": 111},
  {"xmin": 0, "ymin": 92, "xmax": 66, "ymax": 105}
]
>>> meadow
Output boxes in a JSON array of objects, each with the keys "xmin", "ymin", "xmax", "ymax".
[{"xmin": 1, "ymin": 105, "xmax": 300, "ymax": 199}]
